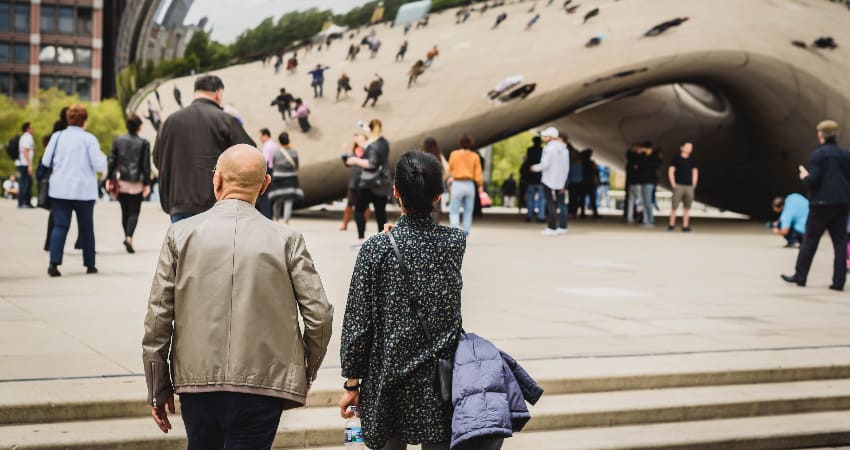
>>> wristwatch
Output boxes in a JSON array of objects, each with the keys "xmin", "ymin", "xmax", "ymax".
[{"xmin": 343, "ymin": 381, "xmax": 360, "ymax": 391}]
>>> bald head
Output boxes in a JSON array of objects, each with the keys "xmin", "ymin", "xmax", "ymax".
[{"xmin": 213, "ymin": 144, "xmax": 270, "ymax": 204}]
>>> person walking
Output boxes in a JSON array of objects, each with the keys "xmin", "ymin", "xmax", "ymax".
[
  {"xmin": 14, "ymin": 122, "xmax": 35, "ymax": 208},
  {"xmin": 337, "ymin": 73, "xmax": 352, "ymax": 101},
  {"xmin": 42, "ymin": 108, "xmax": 70, "ymax": 252},
  {"xmin": 172, "ymin": 86, "xmax": 183, "ymax": 108},
  {"xmin": 106, "ymin": 114, "xmax": 151, "ymax": 254},
  {"xmin": 256, "ymin": 128, "xmax": 277, "ymax": 219},
  {"xmin": 340, "ymin": 132, "xmax": 369, "ymax": 231},
  {"xmin": 424, "ymin": 45, "xmax": 439, "ymax": 67},
  {"xmin": 344, "ymin": 119, "xmax": 391, "ymax": 243},
  {"xmin": 153, "ymin": 75, "xmax": 255, "ymax": 223},
  {"xmin": 308, "ymin": 64, "xmax": 330, "ymax": 98},
  {"xmin": 408, "ymin": 60, "xmax": 426, "ymax": 88},
  {"xmin": 532, "ymin": 127, "xmax": 569, "ymax": 235},
  {"xmin": 420, "ymin": 136, "xmax": 450, "ymax": 223},
  {"xmin": 145, "ymin": 100, "xmax": 162, "ymax": 132},
  {"xmin": 42, "ymin": 104, "xmax": 108, "ymax": 277},
  {"xmin": 339, "ymin": 151, "xmax": 465, "ymax": 450},
  {"xmin": 267, "ymin": 132, "xmax": 303, "ymax": 224},
  {"xmin": 448, "ymin": 134, "xmax": 483, "ymax": 235},
  {"xmin": 270, "ymin": 88, "xmax": 294, "ymax": 123},
  {"xmin": 501, "ymin": 173, "xmax": 517, "ymax": 208},
  {"xmin": 396, "ymin": 40, "xmax": 408, "ymax": 61},
  {"xmin": 782, "ymin": 120, "xmax": 850, "ymax": 290},
  {"xmin": 668, "ymin": 141, "xmax": 699, "ymax": 231},
  {"xmin": 293, "ymin": 98, "xmax": 312, "ymax": 132},
  {"xmin": 363, "ymin": 74, "xmax": 384, "ymax": 107},
  {"xmin": 143, "ymin": 144, "xmax": 333, "ymax": 449},
  {"xmin": 578, "ymin": 149, "xmax": 600, "ymax": 219},
  {"xmin": 523, "ymin": 136, "xmax": 546, "ymax": 222}
]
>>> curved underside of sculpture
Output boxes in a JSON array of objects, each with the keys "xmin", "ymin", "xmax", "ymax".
[{"xmin": 133, "ymin": 0, "xmax": 850, "ymax": 218}]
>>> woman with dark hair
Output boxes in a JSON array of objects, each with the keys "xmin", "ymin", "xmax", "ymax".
[
  {"xmin": 43, "ymin": 107, "xmax": 69, "ymax": 252},
  {"xmin": 340, "ymin": 132, "xmax": 370, "ymax": 231},
  {"xmin": 448, "ymin": 134, "xmax": 483, "ymax": 235},
  {"xmin": 420, "ymin": 137, "xmax": 449, "ymax": 223},
  {"xmin": 267, "ymin": 131, "xmax": 303, "ymax": 224},
  {"xmin": 340, "ymin": 151, "xmax": 466, "ymax": 450},
  {"xmin": 43, "ymin": 104, "xmax": 108, "ymax": 277},
  {"xmin": 345, "ymin": 119, "xmax": 390, "ymax": 243},
  {"xmin": 107, "ymin": 114, "xmax": 151, "ymax": 253}
]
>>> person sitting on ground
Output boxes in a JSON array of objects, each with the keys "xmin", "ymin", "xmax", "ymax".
[
  {"xmin": 487, "ymin": 75, "xmax": 524, "ymax": 100},
  {"xmin": 586, "ymin": 34, "xmax": 604, "ymax": 47},
  {"xmin": 3, "ymin": 175, "xmax": 18, "ymax": 199},
  {"xmin": 497, "ymin": 83, "xmax": 537, "ymax": 103},
  {"xmin": 362, "ymin": 74, "xmax": 384, "ymax": 108},
  {"xmin": 337, "ymin": 73, "xmax": 352, "ymax": 101},
  {"xmin": 772, "ymin": 194, "xmax": 809, "ymax": 248},
  {"xmin": 408, "ymin": 60, "xmax": 426, "ymax": 88},
  {"xmin": 644, "ymin": 17, "xmax": 689, "ymax": 37}
]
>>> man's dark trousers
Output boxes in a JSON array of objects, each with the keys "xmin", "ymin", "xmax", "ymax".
[
  {"xmin": 794, "ymin": 204, "xmax": 849, "ymax": 288},
  {"xmin": 17, "ymin": 165, "xmax": 32, "ymax": 207},
  {"xmin": 181, "ymin": 392, "xmax": 284, "ymax": 450}
]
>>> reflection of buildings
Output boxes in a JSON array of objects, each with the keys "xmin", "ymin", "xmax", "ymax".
[
  {"xmin": 138, "ymin": 0, "xmax": 202, "ymax": 66},
  {"xmin": 0, "ymin": 1, "xmax": 103, "ymax": 102}
]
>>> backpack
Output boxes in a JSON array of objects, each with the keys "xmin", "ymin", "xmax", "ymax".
[{"xmin": 6, "ymin": 135, "xmax": 20, "ymax": 160}]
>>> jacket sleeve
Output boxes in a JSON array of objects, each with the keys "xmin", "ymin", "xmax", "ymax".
[
  {"xmin": 142, "ymin": 139, "xmax": 152, "ymax": 185},
  {"xmin": 340, "ymin": 242, "xmax": 378, "ymax": 379},
  {"xmin": 500, "ymin": 351, "xmax": 544, "ymax": 405},
  {"xmin": 142, "ymin": 227, "xmax": 177, "ymax": 406},
  {"xmin": 532, "ymin": 147, "xmax": 550, "ymax": 173},
  {"xmin": 803, "ymin": 150, "xmax": 824, "ymax": 189},
  {"xmin": 288, "ymin": 233, "xmax": 334, "ymax": 382},
  {"xmin": 88, "ymin": 134, "xmax": 108, "ymax": 173}
]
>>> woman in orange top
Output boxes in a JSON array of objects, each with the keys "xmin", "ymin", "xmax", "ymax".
[{"xmin": 448, "ymin": 134, "xmax": 483, "ymax": 235}]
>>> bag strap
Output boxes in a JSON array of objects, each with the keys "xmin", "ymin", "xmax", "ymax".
[
  {"xmin": 277, "ymin": 147, "xmax": 297, "ymax": 169},
  {"xmin": 388, "ymin": 231, "xmax": 433, "ymax": 343},
  {"xmin": 48, "ymin": 132, "xmax": 63, "ymax": 168}
]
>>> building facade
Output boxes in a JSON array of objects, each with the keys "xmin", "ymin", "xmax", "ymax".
[{"xmin": 0, "ymin": 0, "xmax": 102, "ymax": 103}]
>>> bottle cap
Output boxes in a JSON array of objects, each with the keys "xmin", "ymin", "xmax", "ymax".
[{"xmin": 347, "ymin": 405, "xmax": 357, "ymax": 412}]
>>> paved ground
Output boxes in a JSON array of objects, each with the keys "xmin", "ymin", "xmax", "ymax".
[{"xmin": 0, "ymin": 198, "xmax": 847, "ymax": 382}]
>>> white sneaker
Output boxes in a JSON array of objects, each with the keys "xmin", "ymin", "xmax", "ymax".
[
  {"xmin": 556, "ymin": 228, "xmax": 568, "ymax": 235},
  {"xmin": 541, "ymin": 228, "xmax": 558, "ymax": 236}
]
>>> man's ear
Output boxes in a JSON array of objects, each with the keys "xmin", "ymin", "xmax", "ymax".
[
  {"xmin": 213, "ymin": 172, "xmax": 223, "ymax": 199},
  {"xmin": 259, "ymin": 174, "xmax": 271, "ymax": 195}
]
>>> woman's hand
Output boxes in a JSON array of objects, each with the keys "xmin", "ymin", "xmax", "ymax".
[{"xmin": 339, "ymin": 390, "xmax": 360, "ymax": 418}]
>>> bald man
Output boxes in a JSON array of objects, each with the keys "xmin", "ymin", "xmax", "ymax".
[{"xmin": 142, "ymin": 145, "xmax": 334, "ymax": 449}]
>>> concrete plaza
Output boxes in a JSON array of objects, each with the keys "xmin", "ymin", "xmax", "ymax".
[{"xmin": 0, "ymin": 198, "xmax": 847, "ymax": 383}]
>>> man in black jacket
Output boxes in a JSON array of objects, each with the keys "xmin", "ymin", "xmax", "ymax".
[
  {"xmin": 153, "ymin": 75, "xmax": 255, "ymax": 222},
  {"xmin": 782, "ymin": 120, "xmax": 850, "ymax": 290}
]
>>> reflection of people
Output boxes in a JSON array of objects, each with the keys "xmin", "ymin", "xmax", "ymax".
[
  {"xmin": 143, "ymin": 144, "xmax": 333, "ymax": 449},
  {"xmin": 337, "ymin": 73, "xmax": 352, "ymax": 100},
  {"xmin": 308, "ymin": 64, "xmax": 330, "ymax": 98},
  {"xmin": 270, "ymin": 88, "xmax": 294, "ymax": 122},
  {"xmin": 408, "ymin": 60, "xmax": 426, "ymax": 87},
  {"xmin": 644, "ymin": 17, "xmax": 689, "ymax": 37},
  {"xmin": 497, "ymin": 83, "xmax": 537, "ymax": 103},
  {"xmin": 362, "ymin": 74, "xmax": 384, "ymax": 107},
  {"xmin": 782, "ymin": 120, "xmax": 850, "ymax": 290},
  {"xmin": 486, "ymin": 75, "xmax": 523, "ymax": 100},
  {"xmin": 339, "ymin": 150, "xmax": 464, "ymax": 450},
  {"xmin": 172, "ymin": 86, "xmax": 183, "ymax": 108},
  {"xmin": 772, "ymin": 194, "xmax": 808, "ymax": 247}
]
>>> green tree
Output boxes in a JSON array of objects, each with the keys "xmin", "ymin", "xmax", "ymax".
[{"xmin": 490, "ymin": 131, "xmax": 533, "ymax": 205}]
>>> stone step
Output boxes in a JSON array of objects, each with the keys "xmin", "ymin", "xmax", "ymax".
[
  {"xmin": 4, "ymin": 347, "xmax": 850, "ymax": 425},
  {"xmin": 3, "ymin": 379, "xmax": 850, "ymax": 449}
]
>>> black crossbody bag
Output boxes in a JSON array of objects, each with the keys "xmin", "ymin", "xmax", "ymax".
[{"xmin": 388, "ymin": 231, "xmax": 453, "ymax": 404}]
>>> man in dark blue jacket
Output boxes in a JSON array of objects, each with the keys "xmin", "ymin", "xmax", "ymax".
[{"xmin": 782, "ymin": 120, "xmax": 850, "ymax": 290}]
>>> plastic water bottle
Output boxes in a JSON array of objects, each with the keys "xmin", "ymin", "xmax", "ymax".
[{"xmin": 344, "ymin": 406, "xmax": 364, "ymax": 449}]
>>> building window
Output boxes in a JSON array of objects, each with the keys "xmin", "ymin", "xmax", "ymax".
[
  {"xmin": 12, "ymin": 43, "xmax": 27, "ymax": 64},
  {"xmin": 41, "ymin": 4, "xmax": 54, "ymax": 32},
  {"xmin": 0, "ymin": 43, "xmax": 8, "ymax": 64},
  {"xmin": 39, "ymin": 74, "xmax": 53, "ymax": 91},
  {"xmin": 75, "ymin": 77, "xmax": 90, "ymax": 100},
  {"xmin": 38, "ymin": 45, "xmax": 55, "ymax": 63},
  {"xmin": 57, "ymin": 6, "xmax": 73, "ymax": 34},
  {"xmin": 0, "ymin": 3, "xmax": 9, "ymax": 31},
  {"xmin": 56, "ymin": 75, "xmax": 72, "ymax": 95},
  {"xmin": 74, "ymin": 47, "xmax": 91, "ymax": 67},
  {"xmin": 12, "ymin": 72, "xmax": 27, "ymax": 99},
  {"xmin": 77, "ymin": 7, "xmax": 92, "ymax": 34},
  {"xmin": 13, "ymin": 2, "xmax": 28, "ymax": 33},
  {"xmin": 0, "ymin": 73, "xmax": 9, "ymax": 97}
]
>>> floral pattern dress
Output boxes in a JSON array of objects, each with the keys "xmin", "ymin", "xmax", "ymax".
[{"xmin": 341, "ymin": 214, "xmax": 466, "ymax": 449}]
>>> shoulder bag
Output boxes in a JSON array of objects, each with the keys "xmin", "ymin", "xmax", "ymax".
[
  {"xmin": 358, "ymin": 141, "xmax": 388, "ymax": 191},
  {"xmin": 36, "ymin": 132, "xmax": 62, "ymax": 210},
  {"xmin": 388, "ymin": 231, "xmax": 454, "ymax": 404}
]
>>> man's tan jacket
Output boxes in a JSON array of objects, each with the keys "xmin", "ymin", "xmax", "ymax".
[{"xmin": 142, "ymin": 199, "xmax": 333, "ymax": 409}]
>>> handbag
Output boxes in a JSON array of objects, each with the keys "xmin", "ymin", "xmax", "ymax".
[
  {"xmin": 36, "ymin": 131, "xmax": 62, "ymax": 210},
  {"xmin": 388, "ymin": 231, "xmax": 454, "ymax": 404}
]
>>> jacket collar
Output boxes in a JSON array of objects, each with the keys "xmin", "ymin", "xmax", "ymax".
[
  {"xmin": 396, "ymin": 214, "xmax": 435, "ymax": 229},
  {"xmin": 192, "ymin": 98, "xmax": 223, "ymax": 110}
]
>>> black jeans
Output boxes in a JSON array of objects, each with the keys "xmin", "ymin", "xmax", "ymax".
[
  {"xmin": 181, "ymin": 392, "xmax": 284, "ymax": 450},
  {"xmin": 117, "ymin": 193, "xmax": 143, "ymax": 238},
  {"xmin": 544, "ymin": 186, "xmax": 568, "ymax": 230},
  {"xmin": 17, "ymin": 165, "xmax": 32, "ymax": 207},
  {"xmin": 298, "ymin": 117, "xmax": 311, "ymax": 132},
  {"xmin": 794, "ymin": 204, "xmax": 849, "ymax": 287},
  {"xmin": 355, "ymin": 190, "xmax": 388, "ymax": 239}
]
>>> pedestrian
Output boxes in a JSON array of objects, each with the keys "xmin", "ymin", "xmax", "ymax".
[
  {"xmin": 523, "ymin": 136, "xmax": 546, "ymax": 222},
  {"xmin": 627, "ymin": 142, "xmax": 660, "ymax": 226},
  {"xmin": 344, "ymin": 119, "xmax": 390, "ymax": 244},
  {"xmin": 172, "ymin": 85, "xmax": 183, "ymax": 108},
  {"xmin": 597, "ymin": 164, "xmax": 610, "ymax": 208},
  {"xmin": 143, "ymin": 144, "xmax": 333, "ymax": 449},
  {"xmin": 525, "ymin": 13, "xmax": 540, "ymax": 30},
  {"xmin": 42, "ymin": 104, "xmax": 108, "ymax": 277},
  {"xmin": 644, "ymin": 17, "xmax": 689, "ymax": 37},
  {"xmin": 396, "ymin": 40, "xmax": 408, "ymax": 61},
  {"xmin": 424, "ymin": 45, "xmax": 439, "ymax": 67},
  {"xmin": 492, "ymin": 12, "xmax": 508, "ymax": 29},
  {"xmin": 579, "ymin": 149, "xmax": 599, "ymax": 219},
  {"xmin": 274, "ymin": 54, "xmax": 283, "ymax": 73},
  {"xmin": 347, "ymin": 43, "xmax": 357, "ymax": 61},
  {"xmin": 772, "ymin": 194, "xmax": 808, "ymax": 247},
  {"xmin": 270, "ymin": 88, "xmax": 294, "ymax": 123},
  {"xmin": 106, "ymin": 114, "xmax": 151, "ymax": 254},
  {"xmin": 623, "ymin": 143, "xmax": 639, "ymax": 221},
  {"xmin": 287, "ymin": 54, "xmax": 298, "ymax": 73},
  {"xmin": 340, "ymin": 132, "xmax": 370, "ymax": 231},
  {"xmin": 448, "ymin": 134, "xmax": 483, "ymax": 235},
  {"xmin": 267, "ymin": 132, "xmax": 303, "ymax": 224},
  {"xmin": 153, "ymin": 75, "xmax": 255, "ymax": 223},
  {"xmin": 782, "ymin": 120, "xmax": 850, "ymax": 290},
  {"xmin": 566, "ymin": 148, "xmax": 583, "ymax": 217},
  {"xmin": 362, "ymin": 74, "xmax": 384, "ymax": 107},
  {"xmin": 145, "ymin": 100, "xmax": 162, "ymax": 131},
  {"xmin": 14, "ymin": 122, "xmax": 35, "ymax": 208},
  {"xmin": 501, "ymin": 173, "xmax": 517, "ymax": 208},
  {"xmin": 532, "ymin": 127, "xmax": 569, "ymax": 235},
  {"xmin": 420, "ymin": 136, "xmax": 450, "ymax": 223},
  {"xmin": 256, "ymin": 128, "xmax": 277, "ymax": 219},
  {"xmin": 337, "ymin": 73, "xmax": 352, "ymax": 101},
  {"xmin": 308, "ymin": 64, "xmax": 330, "ymax": 98},
  {"xmin": 583, "ymin": 7, "xmax": 599, "ymax": 23},
  {"xmin": 339, "ymin": 151, "xmax": 464, "ymax": 450},
  {"xmin": 667, "ymin": 141, "xmax": 699, "ymax": 231},
  {"xmin": 293, "ymin": 98, "xmax": 311, "ymax": 132},
  {"xmin": 42, "ymin": 108, "xmax": 70, "ymax": 252},
  {"xmin": 408, "ymin": 60, "xmax": 426, "ymax": 88}
]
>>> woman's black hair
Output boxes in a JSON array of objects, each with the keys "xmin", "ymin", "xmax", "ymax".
[
  {"xmin": 126, "ymin": 114, "xmax": 143, "ymax": 134},
  {"xmin": 278, "ymin": 131, "xmax": 290, "ymax": 145},
  {"xmin": 394, "ymin": 151, "xmax": 443, "ymax": 216}
]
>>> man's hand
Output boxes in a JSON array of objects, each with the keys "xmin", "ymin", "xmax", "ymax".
[
  {"xmin": 143, "ymin": 185, "xmax": 151, "ymax": 198},
  {"xmin": 27, "ymin": 166, "xmax": 33, "ymax": 176},
  {"xmin": 798, "ymin": 165, "xmax": 809, "ymax": 180},
  {"xmin": 339, "ymin": 390, "xmax": 360, "ymax": 418},
  {"xmin": 383, "ymin": 223, "xmax": 395, "ymax": 233},
  {"xmin": 151, "ymin": 395, "xmax": 175, "ymax": 433}
]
